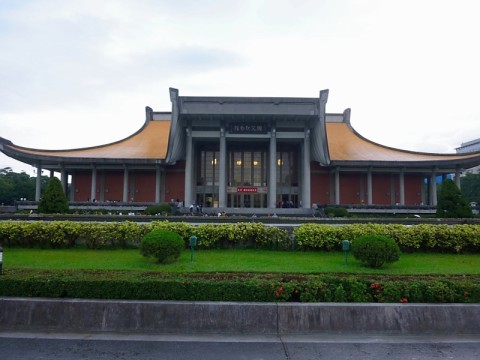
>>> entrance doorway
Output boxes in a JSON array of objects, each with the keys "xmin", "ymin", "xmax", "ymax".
[{"xmin": 195, "ymin": 143, "xmax": 299, "ymax": 208}]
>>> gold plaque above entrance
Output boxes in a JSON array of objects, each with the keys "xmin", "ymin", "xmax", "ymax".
[
  {"xmin": 228, "ymin": 123, "xmax": 269, "ymax": 134},
  {"xmin": 227, "ymin": 186, "xmax": 268, "ymax": 194}
]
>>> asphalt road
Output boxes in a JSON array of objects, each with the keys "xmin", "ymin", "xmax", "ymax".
[{"xmin": 1, "ymin": 332, "xmax": 479, "ymax": 360}]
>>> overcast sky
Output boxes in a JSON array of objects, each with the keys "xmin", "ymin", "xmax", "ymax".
[{"xmin": 1, "ymin": 0, "xmax": 480, "ymax": 175}]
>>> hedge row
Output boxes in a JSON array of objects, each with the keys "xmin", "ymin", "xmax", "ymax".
[
  {"xmin": 1, "ymin": 221, "xmax": 480, "ymax": 253},
  {"xmin": 293, "ymin": 223, "xmax": 480, "ymax": 253},
  {"xmin": 1, "ymin": 270, "xmax": 479, "ymax": 303},
  {"xmin": 0, "ymin": 221, "xmax": 291, "ymax": 250}
]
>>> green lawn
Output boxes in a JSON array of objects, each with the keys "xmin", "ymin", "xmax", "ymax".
[{"xmin": 4, "ymin": 248, "xmax": 480, "ymax": 275}]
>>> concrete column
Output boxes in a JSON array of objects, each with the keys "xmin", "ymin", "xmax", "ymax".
[
  {"xmin": 399, "ymin": 169, "xmax": 405, "ymax": 205},
  {"xmin": 60, "ymin": 166, "xmax": 67, "ymax": 196},
  {"xmin": 219, "ymin": 127, "xmax": 227, "ymax": 208},
  {"xmin": 268, "ymin": 127, "xmax": 277, "ymax": 208},
  {"xmin": 335, "ymin": 167, "xmax": 340, "ymax": 205},
  {"xmin": 155, "ymin": 166, "xmax": 161, "ymax": 203},
  {"xmin": 90, "ymin": 166, "xmax": 97, "ymax": 202},
  {"xmin": 184, "ymin": 127, "xmax": 193, "ymax": 207},
  {"xmin": 35, "ymin": 164, "xmax": 42, "ymax": 201},
  {"xmin": 123, "ymin": 166, "xmax": 129, "ymax": 202},
  {"xmin": 302, "ymin": 128, "xmax": 311, "ymax": 209},
  {"xmin": 69, "ymin": 173, "xmax": 75, "ymax": 202},
  {"xmin": 421, "ymin": 176, "xmax": 427, "ymax": 205},
  {"xmin": 367, "ymin": 168, "xmax": 373, "ymax": 205},
  {"xmin": 455, "ymin": 167, "xmax": 461, "ymax": 189},
  {"xmin": 430, "ymin": 170, "xmax": 437, "ymax": 206}
]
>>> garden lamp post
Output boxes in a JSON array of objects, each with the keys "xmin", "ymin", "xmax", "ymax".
[
  {"xmin": 342, "ymin": 240, "xmax": 350, "ymax": 266},
  {"xmin": 189, "ymin": 235, "xmax": 197, "ymax": 262}
]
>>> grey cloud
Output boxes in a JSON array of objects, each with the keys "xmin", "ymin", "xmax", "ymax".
[
  {"xmin": 0, "ymin": 13, "xmax": 113, "ymax": 111},
  {"xmin": 0, "ymin": 34, "xmax": 245, "ymax": 112},
  {"xmin": 0, "ymin": 0, "xmax": 249, "ymax": 112},
  {"xmin": 139, "ymin": 46, "xmax": 244, "ymax": 73}
]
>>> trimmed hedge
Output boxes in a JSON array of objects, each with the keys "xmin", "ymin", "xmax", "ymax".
[
  {"xmin": 1, "ymin": 221, "xmax": 480, "ymax": 253},
  {"xmin": 0, "ymin": 221, "xmax": 291, "ymax": 250},
  {"xmin": 324, "ymin": 206, "xmax": 349, "ymax": 217},
  {"xmin": 0, "ymin": 269, "xmax": 479, "ymax": 303},
  {"xmin": 293, "ymin": 223, "xmax": 480, "ymax": 253},
  {"xmin": 144, "ymin": 204, "xmax": 173, "ymax": 216}
]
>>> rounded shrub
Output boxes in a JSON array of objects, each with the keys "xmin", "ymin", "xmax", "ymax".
[
  {"xmin": 140, "ymin": 229, "xmax": 184, "ymax": 263},
  {"xmin": 351, "ymin": 234, "xmax": 401, "ymax": 268},
  {"xmin": 144, "ymin": 204, "xmax": 173, "ymax": 216},
  {"xmin": 324, "ymin": 206, "xmax": 349, "ymax": 217}
]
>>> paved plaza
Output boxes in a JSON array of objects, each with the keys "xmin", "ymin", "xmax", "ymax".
[{"xmin": 1, "ymin": 332, "xmax": 479, "ymax": 360}]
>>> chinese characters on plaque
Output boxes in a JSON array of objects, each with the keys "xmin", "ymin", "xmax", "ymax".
[{"xmin": 228, "ymin": 123, "xmax": 269, "ymax": 134}]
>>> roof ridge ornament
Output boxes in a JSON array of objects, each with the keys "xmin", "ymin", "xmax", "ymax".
[
  {"xmin": 145, "ymin": 106, "xmax": 153, "ymax": 122},
  {"xmin": 343, "ymin": 108, "xmax": 351, "ymax": 125},
  {"xmin": 320, "ymin": 89, "xmax": 329, "ymax": 103},
  {"xmin": 309, "ymin": 89, "xmax": 330, "ymax": 166}
]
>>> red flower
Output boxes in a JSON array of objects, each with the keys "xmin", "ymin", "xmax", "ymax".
[
  {"xmin": 400, "ymin": 298, "xmax": 409, "ymax": 303},
  {"xmin": 370, "ymin": 282, "xmax": 384, "ymax": 292},
  {"xmin": 275, "ymin": 285, "xmax": 285, "ymax": 298}
]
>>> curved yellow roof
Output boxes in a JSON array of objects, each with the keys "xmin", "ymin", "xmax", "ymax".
[
  {"xmin": 326, "ymin": 122, "xmax": 480, "ymax": 162},
  {"xmin": 2, "ymin": 113, "xmax": 480, "ymax": 169},
  {"xmin": 4, "ymin": 119, "xmax": 170, "ymax": 160}
]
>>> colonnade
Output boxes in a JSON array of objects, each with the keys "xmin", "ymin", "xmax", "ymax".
[
  {"xmin": 34, "ymin": 163, "xmax": 164, "ymax": 203},
  {"xmin": 33, "ymin": 163, "xmax": 462, "ymax": 208},
  {"xmin": 331, "ymin": 167, "xmax": 463, "ymax": 206}
]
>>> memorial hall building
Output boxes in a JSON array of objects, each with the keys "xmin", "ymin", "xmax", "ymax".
[{"xmin": 2, "ymin": 88, "xmax": 480, "ymax": 213}]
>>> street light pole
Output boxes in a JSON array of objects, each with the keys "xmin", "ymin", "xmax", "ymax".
[{"xmin": 0, "ymin": 247, "xmax": 3, "ymax": 275}]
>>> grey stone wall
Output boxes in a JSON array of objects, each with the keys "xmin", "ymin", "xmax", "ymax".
[{"xmin": 1, "ymin": 298, "xmax": 479, "ymax": 335}]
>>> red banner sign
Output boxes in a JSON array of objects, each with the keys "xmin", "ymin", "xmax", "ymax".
[
  {"xmin": 237, "ymin": 186, "xmax": 258, "ymax": 193},
  {"xmin": 227, "ymin": 186, "xmax": 268, "ymax": 194}
]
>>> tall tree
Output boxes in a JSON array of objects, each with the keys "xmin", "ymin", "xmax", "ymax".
[
  {"xmin": 436, "ymin": 179, "xmax": 473, "ymax": 218},
  {"xmin": 0, "ymin": 175, "xmax": 15, "ymax": 205},
  {"xmin": 37, "ymin": 177, "xmax": 69, "ymax": 214},
  {"xmin": 460, "ymin": 173, "xmax": 480, "ymax": 205},
  {"xmin": 0, "ymin": 167, "xmax": 49, "ymax": 205}
]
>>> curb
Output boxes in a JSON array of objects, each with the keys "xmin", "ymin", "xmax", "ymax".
[{"xmin": 1, "ymin": 298, "xmax": 479, "ymax": 335}]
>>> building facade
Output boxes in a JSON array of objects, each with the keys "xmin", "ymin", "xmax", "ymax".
[
  {"xmin": 2, "ymin": 88, "xmax": 480, "ymax": 213},
  {"xmin": 456, "ymin": 138, "xmax": 480, "ymax": 174}
]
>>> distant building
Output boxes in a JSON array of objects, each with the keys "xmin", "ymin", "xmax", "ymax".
[
  {"xmin": 2, "ymin": 88, "xmax": 480, "ymax": 213},
  {"xmin": 456, "ymin": 138, "xmax": 480, "ymax": 174}
]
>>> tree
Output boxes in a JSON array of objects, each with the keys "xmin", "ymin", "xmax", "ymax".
[
  {"xmin": 0, "ymin": 175, "xmax": 14, "ymax": 205},
  {"xmin": 37, "ymin": 177, "xmax": 69, "ymax": 214},
  {"xmin": 0, "ymin": 167, "xmax": 49, "ymax": 205},
  {"xmin": 436, "ymin": 179, "xmax": 473, "ymax": 218},
  {"xmin": 460, "ymin": 173, "xmax": 480, "ymax": 205}
]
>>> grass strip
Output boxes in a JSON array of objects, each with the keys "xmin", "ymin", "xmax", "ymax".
[{"xmin": 3, "ymin": 248, "xmax": 480, "ymax": 275}]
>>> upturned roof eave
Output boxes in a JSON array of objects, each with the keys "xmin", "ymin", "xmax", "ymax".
[
  {"xmin": 1, "ymin": 141, "xmax": 167, "ymax": 168},
  {"xmin": 329, "ymin": 157, "xmax": 480, "ymax": 170}
]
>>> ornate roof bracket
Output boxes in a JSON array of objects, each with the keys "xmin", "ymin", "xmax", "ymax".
[
  {"xmin": 310, "ymin": 89, "xmax": 330, "ymax": 165},
  {"xmin": 165, "ymin": 87, "xmax": 185, "ymax": 164},
  {"xmin": 145, "ymin": 106, "xmax": 153, "ymax": 122}
]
